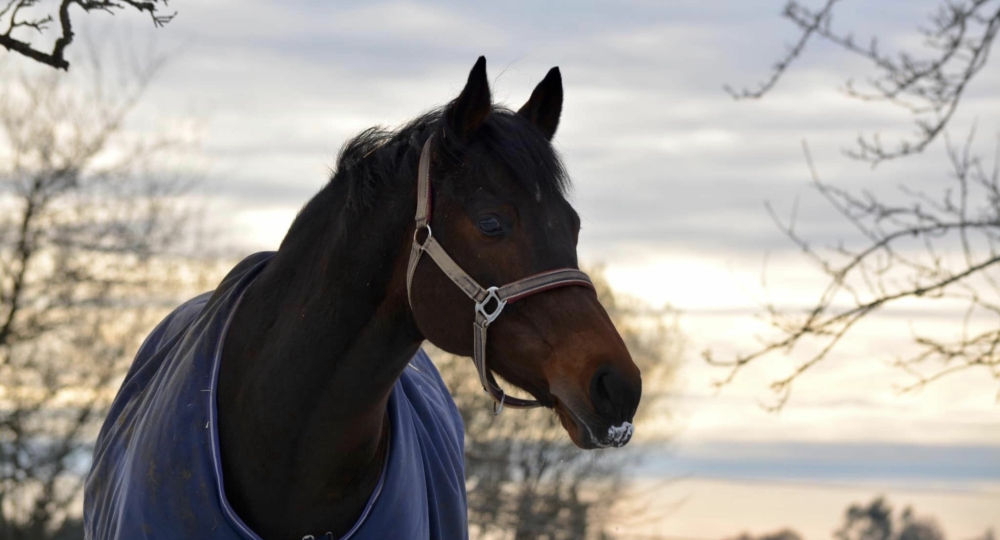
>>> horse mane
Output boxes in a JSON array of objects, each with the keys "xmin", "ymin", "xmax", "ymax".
[
  {"xmin": 278, "ymin": 104, "xmax": 570, "ymax": 252},
  {"xmin": 334, "ymin": 105, "xmax": 570, "ymax": 213}
]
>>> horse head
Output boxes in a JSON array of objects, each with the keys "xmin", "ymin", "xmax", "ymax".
[{"xmin": 409, "ymin": 57, "xmax": 642, "ymax": 449}]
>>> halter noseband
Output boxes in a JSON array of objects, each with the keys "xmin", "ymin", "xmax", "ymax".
[{"xmin": 405, "ymin": 135, "xmax": 594, "ymax": 414}]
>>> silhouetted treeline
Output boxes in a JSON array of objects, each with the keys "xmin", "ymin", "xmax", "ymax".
[{"xmin": 729, "ymin": 497, "xmax": 995, "ymax": 540}]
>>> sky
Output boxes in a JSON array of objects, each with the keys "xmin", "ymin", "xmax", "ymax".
[{"xmin": 4, "ymin": 0, "xmax": 999, "ymax": 537}]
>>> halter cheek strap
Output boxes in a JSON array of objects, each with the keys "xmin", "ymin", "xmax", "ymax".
[{"xmin": 405, "ymin": 135, "xmax": 594, "ymax": 414}]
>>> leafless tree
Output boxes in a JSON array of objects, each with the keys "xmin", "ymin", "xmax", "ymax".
[
  {"xmin": 429, "ymin": 269, "xmax": 681, "ymax": 540},
  {"xmin": 835, "ymin": 497, "xmax": 946, "ymax": 540},
  {"xmin": 728, "ymin": 529, "xmax": 805, "ymax": 540},
  {"xmin": 0, "ymin": 0, "xmax": 174, "ymax": 70},
  {"xmin": 0, "ymin": 45, "xmax": 199, "ymax": 539},
  {"xmin": 726, "ymin": 497, "xmax": 993, "ymax": 540},
  {"xmin": 707, "ymin": 0, "xmax": 1000, "ymax": 409}
]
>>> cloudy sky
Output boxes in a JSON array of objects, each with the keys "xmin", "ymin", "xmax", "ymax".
[{"xmin": 7, "ymin": 0, "xmax": 999, "ymax": 536}]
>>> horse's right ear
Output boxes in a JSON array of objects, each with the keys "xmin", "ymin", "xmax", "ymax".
[{"xmin": 445, "ymin": 56, "xmax": 492, "ymax": 141}]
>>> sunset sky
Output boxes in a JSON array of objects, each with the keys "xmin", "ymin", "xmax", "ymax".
[{"xmin": 8, "ymin": 0, "xmax": 998, "ymax": 537}]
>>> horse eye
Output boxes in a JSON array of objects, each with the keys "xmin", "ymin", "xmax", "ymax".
[{"xmin": 478, "ymin": 216, "xmax": 503, "ymax": 236}]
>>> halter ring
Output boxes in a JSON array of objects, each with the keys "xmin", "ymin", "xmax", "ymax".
[
  {"xmin": 475, "ymin": 287, "xmax": 507, "ymax": 327},
  {"xmin": 413, "ymin": 224, "xmax": 432, "ymax": 248}
]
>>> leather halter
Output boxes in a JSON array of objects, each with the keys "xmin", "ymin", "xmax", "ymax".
[{"xmin": 405, "ymin": 135, "xmax": 595, "ymax": 414}]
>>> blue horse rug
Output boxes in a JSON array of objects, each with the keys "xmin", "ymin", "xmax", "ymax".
[{"xmin": 84, "ymin": 252, "xmax": 469, "ymax": 539}]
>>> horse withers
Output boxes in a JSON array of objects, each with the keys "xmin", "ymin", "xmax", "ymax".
[{"xmin": 84, "ymin": 57, "xmax": 642, "ymax": 540}]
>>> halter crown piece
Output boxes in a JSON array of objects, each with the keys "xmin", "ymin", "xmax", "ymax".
[{"xmin": 405, "ymin": 135, "xmax": 595, "ymax": 415}]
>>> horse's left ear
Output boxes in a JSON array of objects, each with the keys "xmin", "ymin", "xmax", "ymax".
[{"xmin": 518, "ymin": 67, "xmax": 563, "ymax": 141}]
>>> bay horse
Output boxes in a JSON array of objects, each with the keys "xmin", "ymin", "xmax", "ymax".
[{"xmin": 84, "ymin": 57, "xmax": 641, "ymax": 540}]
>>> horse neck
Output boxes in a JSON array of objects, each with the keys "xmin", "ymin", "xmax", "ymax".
[{"xmin": 217, "ymin": 169, "xmax": 423, "ymax": 537}]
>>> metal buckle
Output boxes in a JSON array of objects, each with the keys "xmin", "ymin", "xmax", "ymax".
[{"xmin": 475, "ymin": 286, "xmax": 507, "ymax": 327}]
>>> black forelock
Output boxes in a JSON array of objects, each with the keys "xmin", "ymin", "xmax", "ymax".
[{"xmin": 331, "ymin": 105, "xmax": 569, "ymax": 213}]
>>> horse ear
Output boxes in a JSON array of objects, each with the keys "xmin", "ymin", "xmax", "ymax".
[
  {"xmin": 446, "ymin": 56, "xmax": 492, "ymax": 140},
  {"xmin": 518, "ymin": 67, "xmax": 562, "ymax": 141}
]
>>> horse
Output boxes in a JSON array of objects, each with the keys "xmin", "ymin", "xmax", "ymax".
[{"xmin": 83, "ymin": 57, "xmax": 642, "ymax": 540}]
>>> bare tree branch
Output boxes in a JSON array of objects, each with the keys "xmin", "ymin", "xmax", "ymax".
[
  {"xmin": 706, "ymin": 132, "xmax": 1000, "ymax": 409},
  {"xmin": 0, "ymin": 0, "xmax": 174, "ymax": 70},
  {"xmin": 727, "ymin": 0, "xmax": 1000, "ymax": 165},
  {"xmin": 724, "ymin": 0, "xmax": 843, "ymax": 100}
]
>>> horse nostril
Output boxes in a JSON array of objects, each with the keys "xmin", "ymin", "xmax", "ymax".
[{"xmin": 589, "ymin": 366, "xmax": 635, "ymax": 424}]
